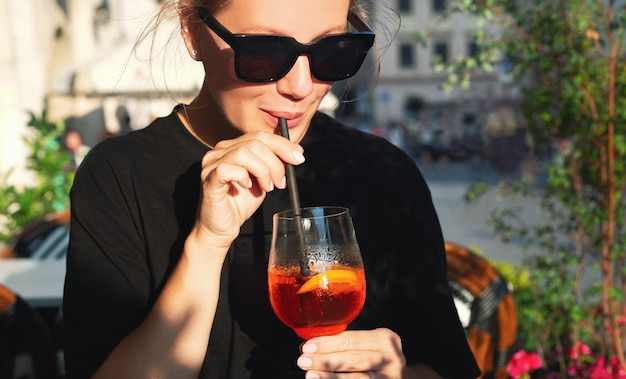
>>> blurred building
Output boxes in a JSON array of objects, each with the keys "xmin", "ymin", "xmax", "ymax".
[
  {"xmin": 0, "ymin": 0, "xmax": 201, "ymax": 187},
  {"xmin": 1, "ymin": 0, "xmax": 518, "ymax": 184},
  {"xmin": 46, "ymin": 0, "xmax": 207, "ymax": 146},
  {"xmin": 337, "ymin": 0, "xmax": 520, "ymax": 157},
  {"xmin": 1, "ymin": 0, "xmax": 67, "ymax": 185},
  {"xmin": 0, "ymin": 0, "xmax": 342, "ymax": 185}
]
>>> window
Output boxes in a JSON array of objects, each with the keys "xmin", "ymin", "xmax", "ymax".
[
  {"xmin": 398, "ymin": 0, "xmax": 411, "ymax": 13},
  {"xmin": 433, "ymin": 0, "xmax": 446, "ymax": 13},
  {"xmin": 433, "ymin": 42, "xmax": 448, "ymax": 64},
  {"xmin": 468, "ymin": 40, "xmax": 480, "ymax": 58},
  {"xmin": 399, "ymin": 43, "xmax": 415, "ymax": 68}
]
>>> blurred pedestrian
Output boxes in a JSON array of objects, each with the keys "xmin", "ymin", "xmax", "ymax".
[
  {"xmin": 483, "ymin": 107, "xmax": 528, "ymax": 182},
  {"xmin": 64, "ymin": 130, "xmax": 90, "ymax": 171},
  {"xmin": 116, "ymin": 105, "xmax": 133, "ymax": 135},
  {"xmin": 387, "ymin": 120, "xmax": 407, "ymax": 151},
  {"xmin": 417, "ymin": 111, "xmax": 434, "ymax": 167}
]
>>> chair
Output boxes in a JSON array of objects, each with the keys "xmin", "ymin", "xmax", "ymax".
[
  {"xmin": 0, "ymin": 284, "xmax": 59, "ymax": 379},
  {"xmin": 1, "ymin": 211, "xmax": 69, "ymax": 378},
  {"xmin": 445, "ymin": 241, "xmax": 518, "ymax": 379},
  {"xmin": 1, "ymin": 210, "xmax": 70, "ymax": 260}
]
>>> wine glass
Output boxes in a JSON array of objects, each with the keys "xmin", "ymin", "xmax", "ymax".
[{"xmin": 268, "ymin": 206, "xmax": 366, "ymax": 340}]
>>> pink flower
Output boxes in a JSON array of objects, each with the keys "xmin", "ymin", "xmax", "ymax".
[
  {"xmin": 609, "ymin": 356, "xmax": 626, "ymax": 379},
  {"xmin": 590, "ymin": 356, "xmax": 613, "ymax": 379},
  {"xmin": 578, "ymin": 343, "xmax": 592, "ymax": 355},
  {"xmin": 589, "ymin": 356, "xmax": 626, "ymax": 379},
  {"xmin": 568, "ymin": 342, "xmax": 592, "ymax": 359},
  {"xmin": 507, "ymin": 350, "xmax": 543, "ymax": 378}
]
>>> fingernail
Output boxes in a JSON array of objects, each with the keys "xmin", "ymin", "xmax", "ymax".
[
  {"xmin": 301, "ymin": 343, "xmax": 316, "ymax": 353},
  {"xmin": 292, "ymin": 150, "xmax": 305, "ymax": 164},
  {"xmin": 306, "ymin": 372, "xmax": 321, "ymax": 379},
  {"xmin": 280, "ymin": 176, "xmax": 286, "ymax": 189},
  {"xmin": 297, "ymin": 356, "xmax": 312, "ymax": 368}
]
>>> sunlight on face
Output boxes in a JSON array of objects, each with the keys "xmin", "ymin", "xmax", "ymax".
[{"xmin": 197, "ymin": 0, "xmax": 351, "ymax": 142}]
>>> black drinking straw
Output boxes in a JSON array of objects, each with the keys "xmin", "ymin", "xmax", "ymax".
[
  {"xmin": 278, "ymin": 117, "xmax": 309, "ymax": 276},
  {"xmin": 278, "ymin": 118, "xmax": 302, "ymax": 212}
]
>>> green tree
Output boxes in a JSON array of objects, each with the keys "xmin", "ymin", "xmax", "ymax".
[
  {"xmin": 426, "ymin": 0, "xmax": 626, "ymax": 374},
  {"xmin": 0, "ymin": 109, "xmax": 73, "ymax": 243}
]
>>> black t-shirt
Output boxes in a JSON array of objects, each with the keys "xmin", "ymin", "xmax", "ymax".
[{"xmin": 63, "ymin": 107, "xmax": 480, "ymax": 378}]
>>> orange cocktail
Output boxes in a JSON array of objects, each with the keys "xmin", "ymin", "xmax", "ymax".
[
  {"xmin": 268, "ymin": 265, "xmax": 366, "ymax": 340},
  {"xmin": 268, "ymin": 206, "xmax": 366, "ymax": 340}
]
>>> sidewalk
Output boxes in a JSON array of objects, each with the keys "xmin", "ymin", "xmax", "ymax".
[{"xmin": 417, "ymin": 157, "xmax": 546, "ymax": 264}]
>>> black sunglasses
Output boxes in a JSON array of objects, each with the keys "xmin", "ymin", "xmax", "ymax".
[{"xmin": 196, "ymin": 7, "xmax": 375, "ymax": 83}]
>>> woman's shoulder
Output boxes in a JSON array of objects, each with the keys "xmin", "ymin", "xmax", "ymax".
[{"xmin": 84, "ymin": 108, "xmax": 200, "ymax": 167}]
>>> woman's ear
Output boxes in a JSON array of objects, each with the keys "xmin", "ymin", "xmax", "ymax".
[{"xmin": 178, "ymin": 2, "xmax": 201, "ymax": 60}]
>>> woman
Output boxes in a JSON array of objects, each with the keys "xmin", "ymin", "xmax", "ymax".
[{"xmin": 63, "ymin": 0, "xmax": 481, "ymax": 378}]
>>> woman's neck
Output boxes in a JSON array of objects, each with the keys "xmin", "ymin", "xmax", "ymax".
[{"xmin": 177, "ymin": 89, "xmax": 238, "ymax": 148}]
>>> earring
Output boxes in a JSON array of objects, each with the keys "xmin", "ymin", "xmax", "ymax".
[{"xmin": 192, "ymin": 50, "xmax": 198, "ymax": 56}]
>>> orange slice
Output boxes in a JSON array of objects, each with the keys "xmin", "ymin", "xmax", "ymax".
[{"xmin": 297, "ymin": 269, "xmax": 359, "ymax": 294}]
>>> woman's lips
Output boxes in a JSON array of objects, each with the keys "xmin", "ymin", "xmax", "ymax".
[{"xmin": 265, "ymin": 112, "xmax": 304, "ymax": 129}]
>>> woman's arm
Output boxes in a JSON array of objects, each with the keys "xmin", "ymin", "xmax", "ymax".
[
  {"xmin": 92, "ymin": 230, "xmax": 228, "ymax": 378},
  {"xmin": 66, "ymin": 131, "xmax": 306, "ymax": 378}
]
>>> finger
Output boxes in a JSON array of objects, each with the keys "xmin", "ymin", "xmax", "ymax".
[
  {"xmin": 206, "ymin": 163, "xmax": 252, "ymax": 193},
  {"xmin": 304, "ymin": 370, "xmax": 373, "ymax": 379},
  {"xmin": 204, "ymin": 143, "xmax": 281, "ymax": 192},
  {"xmin": 215, "ymin": 131, "xmax": 305, "ymax": 166},
  {"xmin": 304, "ymin": 329, "xmax": 403, "ymax": 353},
  {"xmin": 298, "ymin": 329, "xmax": 406, "ymax": 374},
  {"xmin": 299, "ymin": 350, "xmax": 398, "ymax": 374},
  {"xmin": 195, "ymin": 163, "xmax": 261, "ymax": 241}
]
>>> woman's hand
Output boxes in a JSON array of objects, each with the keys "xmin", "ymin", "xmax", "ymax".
[
  {"xmin": 193, "ymin": 131, "xmax": 305, "ymax": 249},
  {"xmin": 296, "ymin": 328, "xmax": 408, "ymax": 378}
]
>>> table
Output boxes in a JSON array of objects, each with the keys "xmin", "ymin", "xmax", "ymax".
[{"xmin": 0, "ymin": 258, "xmax": 65, "ymax": 308}]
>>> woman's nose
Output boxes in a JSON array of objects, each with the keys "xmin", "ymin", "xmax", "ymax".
[{"xmin": 276, "ymin": 55, "xmax": 314, "ymax": 100}]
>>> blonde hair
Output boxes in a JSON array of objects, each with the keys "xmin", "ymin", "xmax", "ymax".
[{"xmin": 132, "ymin": 0, "xmax": 398, "ymax": 102}]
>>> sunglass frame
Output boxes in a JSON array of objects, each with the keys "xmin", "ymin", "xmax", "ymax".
[{"xmin": 196, "ymin": 7, "xmax": 375, "ymax": 83}]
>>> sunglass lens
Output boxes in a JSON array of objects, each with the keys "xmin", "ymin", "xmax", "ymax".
[
  {"xmin": 313, "ymin": 38, "xmax": 370, "ymax": 81},
  {"xmin": 237, "ymin": 39, "xmax": 294, "ymax": 82}
]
